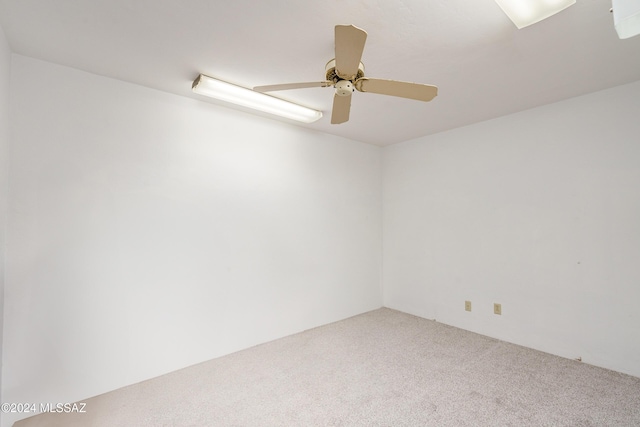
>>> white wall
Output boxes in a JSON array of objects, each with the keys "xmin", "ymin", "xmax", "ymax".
[
  {"xmin": 4, "ymin": 47, "xmax": 639, "ymax": 427},
  {"xmin": 383, "ymin": 80, "xmax": 640, "ymax": 377},
  {"xmin": 3, "ymin": 55, "xmax": 382, "ymax": 426},
  {"xmin": 0, "ymin": 22, "xmax": 13, "ymax": 421}
]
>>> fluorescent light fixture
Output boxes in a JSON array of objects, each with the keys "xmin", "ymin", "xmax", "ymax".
[
  {"xmin": 192, "ymin": 74, "xmax": 322, "ymax": 123},
  {"xmin": 612, "ymin": 0, "xmax": 640, "ymax": 39},
  {"xmin": 495, "ymin": 0, "xmax": 576, "ymax": 29}
]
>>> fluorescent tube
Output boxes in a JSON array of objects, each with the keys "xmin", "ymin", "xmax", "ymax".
[
  {"xmin": 494, "ymin": 0, "xmax": 576, "ymax": 29},
  {"xmin": 192, "ymin": 74, "xmax": 322, "ymax": 123}
]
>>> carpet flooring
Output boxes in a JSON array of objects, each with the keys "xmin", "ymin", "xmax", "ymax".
[{"xmin": 14, "ymin": 308, "xmax": 640, "ymax": 426}]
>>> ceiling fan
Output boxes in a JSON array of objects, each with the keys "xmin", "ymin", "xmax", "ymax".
[{"xmin": 254, "ymin": 24, "xmax": 438, "ymax": 125}]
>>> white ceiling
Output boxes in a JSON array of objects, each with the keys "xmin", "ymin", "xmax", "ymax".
[{"xmin": 1, "ymin": 0, "xmax": 639, "ymax": 146}]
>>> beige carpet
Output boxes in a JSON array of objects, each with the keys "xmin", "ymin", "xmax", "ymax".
[{"xmin": 14, "ymin": 308, "xmax": 640, "ymax": 426}]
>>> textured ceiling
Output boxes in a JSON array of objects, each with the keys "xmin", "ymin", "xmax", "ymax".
[{"xmin": 1, "ymin": 0, "xmax": 639, "ymax": 146}]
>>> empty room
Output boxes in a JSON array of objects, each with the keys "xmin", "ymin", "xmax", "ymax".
[{"xmin": 1, "ymin": 0, "xmax": 640, "ymax": 426}]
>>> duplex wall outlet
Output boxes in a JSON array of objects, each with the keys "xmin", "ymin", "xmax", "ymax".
[
  {"xmin": 494, "ymin": 303, "xmax": 502, "ymax": 315},
  {"xmin": 465, "ymin": 301, "xmax": 472, "ymax": 312}
]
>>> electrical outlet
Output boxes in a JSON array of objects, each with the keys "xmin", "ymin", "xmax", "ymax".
[
  {"xmin": 465, "ymin": 301, "xmax": 472, "ymax": 312},
  {"xmin": 494, "ymin": 303, "xmax": 502, "ymax": 315}
]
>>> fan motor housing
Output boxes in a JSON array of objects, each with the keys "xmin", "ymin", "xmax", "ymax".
[{"xmin": 325, "ymin": 59, "xmax": 365, "ymax": 82}]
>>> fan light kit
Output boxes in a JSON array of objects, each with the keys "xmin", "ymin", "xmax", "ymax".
[
  {"xmin": 192, "ymin": 74, "xmax": 322, "ymax": 123},
  {"xmin": 494, "ymin": 0, "xmax": 575, "ymax": 29},
  {"xmin": 254, "ymin": 25, "xmax": 438, "ymax": 125},
  {"xmin": 612, "ymin": 0, "xmax": 640, "ymax": 39}
]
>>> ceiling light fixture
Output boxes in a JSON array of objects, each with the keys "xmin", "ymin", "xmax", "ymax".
[
  {"xmin": 192, "ymin": 74, "xmax": 323, "ymax": 123},
  {"xmin": 494, "ymin": 0, "xmax": 576, "ymax": 29},
  {"xmin": 612, "ymin": 0, "xmax": 640, "ymax": 39}
]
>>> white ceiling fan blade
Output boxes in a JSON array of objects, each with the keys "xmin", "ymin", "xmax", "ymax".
[
  {"xmin": 331, "ymin": 93, "xmax": 352, "ymax": 124},
  {"xmin": 355, "ymin": 78, "xmax": 438, "ymax": 102},
  {"xmin": 334, "ymin": 25, "xmax": 367, "ymax": 80},
  {"xmin": 253, "ymin": 81, "xmax": 332, "ymax": 92}
]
